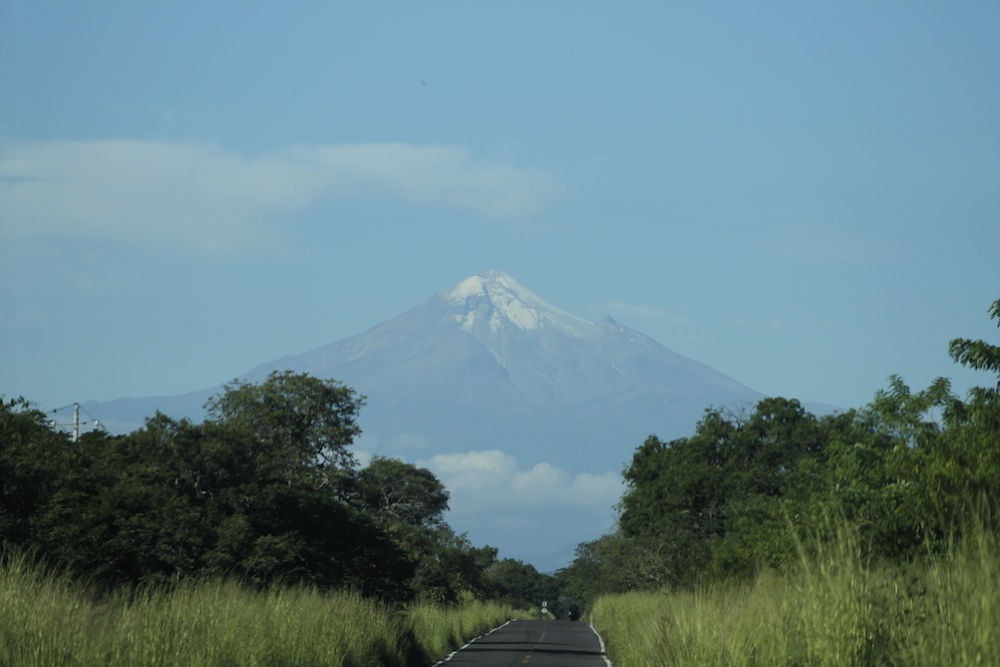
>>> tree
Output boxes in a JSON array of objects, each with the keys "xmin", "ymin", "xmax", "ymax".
[
  {"xmin": 28, "ymin": 411, "xmax": 413, "ymax": 597},
  {"xmin": 348, "ymin": 456, "xmax": 501, "ymax": 603},
  {"xmin": 557, "ymin": 531, "xmax": 675, "ymax": 606},
  {"xmin": 948, "ymin": 298, "xmax": 1000, "ymax": 397},
  {"xmin": 2, "ymin": 375, "xmax": 422, "ymax": 599},
  {"xmin": 617, "ymin": 398, "xmax": 840, "ymax": 587},
  {"xmin": 617, "ymin": 432, "xmax": 725, "ymax": 588},
  {"xmin": 484, "ymin": 558, "xmax": 561, "ymax": 611},
  {"xmin": 405, "ymin": 525, "xmax": 498, "ymax": 603},
  {"xmin": 0, "ymin": 397, "xmax": 74, "ymax": 546},
  {"xmin": 572, "ymin": 297, "xmax": 1000, "ymax": 594},
  {"xmin": 823, "ymin": 295, "xmax": 1000, "ymax": 561},
  {"xmin": 350, "ymin": 456, "xmax": 449, "ymax": 529},
  {"xmin": 205, "ymin": 371, "xmax": 365, "ymax": 492}
]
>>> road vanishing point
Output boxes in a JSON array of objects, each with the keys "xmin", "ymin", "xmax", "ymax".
[{"xmin": 435, "ymin": 619, "xmax": 612, "ymax": 666}]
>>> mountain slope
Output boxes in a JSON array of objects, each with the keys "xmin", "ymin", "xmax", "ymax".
[
  {"xmin": 227, "ymin": 270, "xmax": 763, "ymax": 470},
  {"xmin": 88, "ymin": 271, "xmax": 764, "ymax": 469}
]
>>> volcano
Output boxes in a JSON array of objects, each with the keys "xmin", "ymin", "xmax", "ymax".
[
  {"xmin": 234, "ymin": 270, "xmax": 764, "ymax": 471},
  {"xmin": 84, "ymin": 271, "xmax": 768, "ymax": 569}
]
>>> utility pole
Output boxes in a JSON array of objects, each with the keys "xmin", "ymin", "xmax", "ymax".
[{"xmin": 51, "ymin": 402, "xmax": 101, "ymax": 441}]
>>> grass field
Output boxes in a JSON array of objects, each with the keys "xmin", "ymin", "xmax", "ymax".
[
  {"xmin": 591, "ymin": 526, "xmax": 999, "ymax": 667},
  {"xmin": 0, "ymin": 552, "xmax": 511, "ymax": 667}
]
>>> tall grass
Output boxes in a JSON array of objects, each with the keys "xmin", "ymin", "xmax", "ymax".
[
  {"xmin": 405, "ymin": 601, "xmax": 513, "ymax": 658},
  {"xmin": 591, "ymin": 523, "xmax": 999, "ymax": 667},
  {"xmin": 0, "ymin": 552, "xmax": 512, "ymax": 667},
  {"xmin": 893, "ymin": 528, "xmax": 998, "ymax": 665}
]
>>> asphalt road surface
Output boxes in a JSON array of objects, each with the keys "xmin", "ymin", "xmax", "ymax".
[{"xmin": 436, "ymin": 619, "xmax": 611, "ymax": 666}]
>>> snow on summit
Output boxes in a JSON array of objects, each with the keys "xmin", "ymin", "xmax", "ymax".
[{"xmin": 442, "ymin": 270, "xmax": 593, "ymax": 336}]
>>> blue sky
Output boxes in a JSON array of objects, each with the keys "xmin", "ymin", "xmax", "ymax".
[{"xmin": 3, "ymin": 1, "xmax": 999, "ymax": 417}]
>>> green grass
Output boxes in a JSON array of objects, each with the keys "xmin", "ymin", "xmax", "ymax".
[
  {"xmin": 405, "ymin": 600, "xmax": 512, "ymax": 659},
  {"xmin": 0, "ymin": 552, "xmax": 512, "ymax": 667},
  {"xmin": 591, "ymin": 525, "xmax": 999, "ymax": 667}
]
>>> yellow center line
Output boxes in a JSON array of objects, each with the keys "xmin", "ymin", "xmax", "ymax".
[{"xmin": 523, "ymin": 623, "xmax": 548, "ymax": 663}]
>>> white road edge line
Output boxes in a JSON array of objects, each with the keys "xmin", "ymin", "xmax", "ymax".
[
  {"xmin": 588, "ymin": 621, "xmax": 614, "ymax": 667},
  {"xmin": 432, "ymin": 618, "xmax": 514, "ymax": 665}
]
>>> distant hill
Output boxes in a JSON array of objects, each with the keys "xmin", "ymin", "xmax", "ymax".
[{"xmin": 84, "ymin": 271, "xmax": 832, "ymax": 570}]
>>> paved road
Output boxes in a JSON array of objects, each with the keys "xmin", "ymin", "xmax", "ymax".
[{"xmin": 436, "ymin": 619, "xmax": 611, "ymax": 666}]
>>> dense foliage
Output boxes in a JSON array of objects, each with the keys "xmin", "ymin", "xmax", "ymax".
[
  {"xmin": 0, "ymin": 371, "xmax": 547, "ymax": 604},
  {"xmin": 560, "ymin": 298, "xmax": 1000, "ymax": 606}
]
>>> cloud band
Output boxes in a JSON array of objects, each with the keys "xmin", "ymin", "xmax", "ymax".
[{"xmin": 0, "ymin": 139, "xmax": 562, "ymax": 250}]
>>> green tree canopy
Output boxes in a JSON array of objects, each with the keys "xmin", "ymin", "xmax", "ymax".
[
  {"xmin": 949, "ymin": 298, "xmax": 1000, "ymax": 382},
  {"xmin": 484, "ymin": 557, "xmax": 561, "ymax": 611},
  {"xmin": 348, "ymin": 455, "xmax": 500, "ymax": 603},
  {"xmin": 617, "ymin": 397, "xmax": 840, "ymax": 585},
  {"xmin": 0, "ymin": 397, "xmax": 73, "ymax": 546},
  {"xmin": 205, "ymin": 371, "xmax": 365, "ymax": 490},
  {"xmin": 1, "ymin": 375, "xmax": 422, "ymax": 600},
  {"xmin": 350, "ymin": 455, "xmax": 449, "ymax": 529}
]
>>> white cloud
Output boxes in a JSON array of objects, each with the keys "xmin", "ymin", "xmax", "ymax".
[
  {"xmin": 418, "ymin": 449, "xmax": 622, "ymax": 515},
  {"xmin": 0, "ymin": 139, "xmax": 562, "ymax": 251}
]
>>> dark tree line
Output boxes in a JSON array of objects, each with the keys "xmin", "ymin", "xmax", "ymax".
[
  {"xmin": 0, "ymin": 371, "xmax": 554, "ymax": 605},
  {"xmin": 559, "ymin": 298, "xmax": 1000, "ymax": 605}
]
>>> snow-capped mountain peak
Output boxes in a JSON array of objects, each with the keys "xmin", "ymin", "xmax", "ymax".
[{"xmin": 442, "ymin": 270, "xmax": 593, "ymax": 337}]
